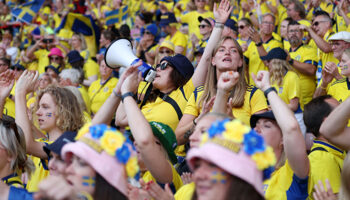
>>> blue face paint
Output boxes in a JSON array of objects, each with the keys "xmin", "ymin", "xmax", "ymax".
[
  {"xmin": 211, "ymin": 171, "xmax": 227, "ymax": 184},
  {"xmin": 82, "ymin": 176, "xmax": 96, "ymax": 187},
  {"xmin": 46, "ymin": 113, "xmax": 52, "ymax": 117}
]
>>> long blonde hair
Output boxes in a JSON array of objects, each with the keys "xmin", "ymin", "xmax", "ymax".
[
  {"xmin": 198, "ymin": 36, "xmax": 248, "ymax": 108},
  {"xmin": 269, "ymin": 59, "xmax": 294, "ymax": 86}
]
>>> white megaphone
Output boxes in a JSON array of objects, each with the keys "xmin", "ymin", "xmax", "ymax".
[{"xmin": 104, "ymin": 39, "xmax": 156, "ymax": 82}]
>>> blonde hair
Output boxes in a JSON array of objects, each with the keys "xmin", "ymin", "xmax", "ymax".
[
  {"xmin": 36, "ymin": 86, "xmax": 84, "ymax": 132},
  {"xmin": 198, "ymin": 36, "xmax": 248, "ymax": 108},
  {"xmin": 0, "ymin": 117, "xmax": 35, "ymax": 177},
  {"xmin": 339, "ymin": 154, "xmax": 350, "ymax": 200},
  {"xmin": 64, "ymin": 86, "xmax": 87, "ymax": 112},
  {"xmin": 73, "ymin": 33, "xmax": 87, "ymax": 51},
  {"xmin": 269, "ymin": 59, "xmax": 294, "ymax": 86}
]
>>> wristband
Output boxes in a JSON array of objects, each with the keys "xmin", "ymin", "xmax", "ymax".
[
  {"xmin": 255, "ymin": 41, "xmax": 263, "ymax": 47},
  {"xmin": 215, "ymin": 23, "xmax": 224, "ymax": 29},
  {"xmin": 288, "ymin": 58, "xmax": 294, "ymax": 66},
  {"xmin": 264, "ymin": 87, "xmax": 277, "ymax": 98},
  {"xmin": 121, "ymin": 92, "xmax": 136, "ymax": 102},
  {"xmin": 112, "ymin": 90, "xmax": 122, "ymax": 98}
]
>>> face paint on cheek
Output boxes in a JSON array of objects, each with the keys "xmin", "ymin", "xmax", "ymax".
[
  {"xmin": 82, "ymin": 176, "xmax": 96, "ymax": 187},
  {"xmin": 344, "ymin": 65, "xmax": 348, "ymax": 70},
  {"xmin": 210, "ymin": 171, "xmax": 228, "ymax": 184},
  {"xmin": 46, "ymin": 113, "xmax": 53, "ymax": 117}
]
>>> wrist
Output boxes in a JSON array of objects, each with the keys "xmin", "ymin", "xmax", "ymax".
[
  {"xmin": 217, "ymin": 89, "xmax": 230, "ymax": 97},
  {"xmin": 263, "ymin": 86, "xmax": 276, "ymax": 98},
  {"xmin": 288, "ymin": 58, "xmax": 294, "ymax": 66},
  {"xmin": 121, "ymin": 92, "xmax": 136, "ymax": 102},
  {"xmin": 112, "ymin": 89, "xmax": 121, "ymax": 98},
  {"xmin": 255, "ymin": 40, "xmax": 263, "ymax": 46}
]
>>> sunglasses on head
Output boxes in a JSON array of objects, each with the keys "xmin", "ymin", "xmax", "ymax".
[{"xmin": 156, "ymin": 62, "xmax": 171, "ymax": 70}]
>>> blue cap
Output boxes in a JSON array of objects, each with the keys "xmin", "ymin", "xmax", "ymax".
[
  {"xmin": 161, "ymin": 54, "xmax": 194, "ymax": 80},
  {"xmin": 45, "ymin": 65, "xmax": 60, "ymax": 75},
  {"xmin": 160, "ymin": 12, "xmax": 177, "ymax": 27},
  {"xmin": 143, "ymin": 23, "xmax": 158, "ymax": 36},
  {"xmin": 250, "ymin": 110, "xmax": 276, "ymax": 128},
  {"xmin": 225, "ymin": 18, "xmax": 238, "ymax": 32},
  {"xmin": 260, "ymin": 48, "xmax": 287, "ymax": 61},
  {"xmin": 43, "ymin": 131, "xmax": 77, "ymax": 157},
  {"xmin": 67, "ymin": 50, "xmax": 84, "ymax": 64}
]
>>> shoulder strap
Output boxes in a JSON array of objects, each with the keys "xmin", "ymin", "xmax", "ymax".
[
  {"xmin": 310, "ymin": 146, "xmax": 328, "ymax": 153},
  {"xmin": 249, "ymin": 86, "xmax": 258, "ymax": 102},
  {"xmin": 159, "ymin": 92, "xmax": 183, "ymax": 121},
  {"xmin": 140, "ymin": 83, "xmax": 153, "ymax": 109}
]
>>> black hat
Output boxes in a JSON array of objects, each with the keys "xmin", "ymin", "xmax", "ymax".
[
  {"xmin": 260, "ymin": 48, "xmax": 287, "ymax": 61},
  {"xmin": 45, "ymin": 65, "xmax": 60, "ymax": 75},
  {"xmin": 43, "ymin": 131, "xmax": 77, "ymax": 157},
  {"xmin": 12, "ymin": 63, "xmax": 26, "ymax": 71},
  {"xmin": 159, "ymin": 12, "xmax": 177, "ymax": 27},
  {"xmin": 160, "ymin": 54, "xmax": 194, "ymax": 80},
  {"xmin": 67, "ymin": 50, "xmax": 84, "ymax": 64},
  {"xmin": 250, "ymin": 110, "xmax": 276, "ymax": 128},
  {"xmin": 225, "ymin": 18, "xmax": 238, "ymax": 32}
]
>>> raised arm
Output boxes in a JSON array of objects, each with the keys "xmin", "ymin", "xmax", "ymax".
[
  {"xmin": 319, "ymin": 96, "xmax": 350, "ymax": 150},
  {"xmin": 301, "ymin": 25, "xmax": 332, "ymax": 53},
  {"xmin": 253, "ymin": 71, "xmax": 309, "ymax": 179},
  {"xmin": 192, "ymin": 0, "xmax": 233, "ymax": 87},
  {"xmin": 0, "ymin": 70, "xmax": 15, "ymax": 118},
  {"xmin": 15, "ymin": 70, "xmax": 47, "ymax": 159},
  {"xmin": 92, "ymin": 62, "xmax": 141, "ymax": 125},
  {"xmin": 121, "ymin": 70, "xmax": 173, "ymax": 184}
]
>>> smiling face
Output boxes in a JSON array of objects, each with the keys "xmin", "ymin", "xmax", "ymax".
[
  {"xmin": 36, "ymin": 93, "xmax": 58, "ymax": 132},
  {"xmin": 65, "ymin": 154, "xmax": 96, "ymax": 195},
  {"xmin": 331, "ymin": 40, "xmax": 350, "ymax": 60},
  {"xmin": 312, "ymin": 15, "xmax": 332, "ymax": 37},
  {"xmin": 193, "ymin": 159, "xmax": 232, "ymax": 200},
  {"xmin": 212, "ymin": 39, "xmax": 243, "ymax": 73}
]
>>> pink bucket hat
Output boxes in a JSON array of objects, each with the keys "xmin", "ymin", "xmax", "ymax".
[
  {"xmin": 186, "ymin": 119, "xmax": 276, "ymax": 197},
  {"xmin": 62, "ymin": 124, "xmax": 140, "ymax": 196},
  {"xmin": 48, "ymin": 47, "xmax": 64, "ymax": 58}
]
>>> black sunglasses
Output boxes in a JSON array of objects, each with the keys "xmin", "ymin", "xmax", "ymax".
[
  {"xmin": 198, "ymin": 24, "xmax": 209, "ymax": 28},
  {"xmin": 156, "ymin": 62, "xmax": 171, "ymax": 70},
  {"xmin": 238, "ymin": 25, "xmax": 245, "ymax": 29}
]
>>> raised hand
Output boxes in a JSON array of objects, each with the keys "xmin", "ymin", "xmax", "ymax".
[
  {"xmin": 217, "ymin": 71, "xmax": 240, "ymax": 92},
  {"xmin": 252, "ymin": 71, "xmax": 271, "ymax": 91},
  {"xmin": 0, "ymin": 70, "xmax": 15, "ymax": 100},
  {"xmin": 146, "ymin": 181, "xmax": 175, "ymax": 200},
  {"xmin": 121, "ymin": 65, "xmax": 142, "ymax": 95},
  {"xmin": 115, "ymin": 61, "xmax": 142, "ymax": 95},
  {"xmin": 213, "ymin": 0, "xmax": 233, "ymax": 24},
  {"xmin": 15, "ymin": 70, "xmax": 39, "ymax": 95}
]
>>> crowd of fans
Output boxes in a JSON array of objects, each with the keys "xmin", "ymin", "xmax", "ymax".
[{"xmin": 0, "ymin": 0, "xmax": 350, "ymax": 199}]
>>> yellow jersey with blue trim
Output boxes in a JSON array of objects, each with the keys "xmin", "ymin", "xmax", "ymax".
[
  {"xmin": 308, "ymin": 140, "xmax": 346, "ymax": 200},
  {"xmin": 26, "ymin": 138, "xmax": 53, "ymax": 192},
  {"xmin": 83, "ymin": 59, "xmax": 100, "ymax": 80},
  {"xmin": 244, "ymin": 36, "xmax": 283, "ymax": 85},
  {"xmin": 34, "ymin": 49, "xmax": 50, "ymax": 74},
  {"xmin": 289, "ymin": 44, "xmax": 318, "ymax": 107},
  {"xmin": 270, "ymin": 71, "xmax": 301, "ymax": 108},
  {"xmin": 88, "ymin": 77, "xmax": 118, "ymax": 115},
  {"xmin": 180, "ymin": 11, "xmax": 214, "ymax": 40},
  {"xmin": 142, "ymin": 163, "xmax": 183, "ymax": 193},
  {"xmin": 264, "ymin": 160, "xmax": 309, "ymax": 200},
  {"xmin": 164, "ymin": 31, "xmax": 188, "ymax": 55},
  {"xmin": 327, "ymin": 78, "xmax": 350, "ymax": 103},
  {"xmin": 2, "ymin": 173, "xmax": 23, "ymax": 188},
  {"xmin": 174, "ymin": 182, "xmax": 195, "ymax": 200},
  {"xmin": 184, "ymin": 85, "xmax": 268, "ymax": 125},
  {"xmin": 140, "ymin": 79, "xmax": 195, "ymax": 132}
]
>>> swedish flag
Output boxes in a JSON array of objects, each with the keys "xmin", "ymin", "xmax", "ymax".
[
  {"xmin": 55, "ymin": 13, "xmax": 100, "ymax": 56},
  {"xmin": 11, "ymin": 0, "xmax": 44, "ymax": 24},
  {"xmin": 105, "ymin": 5, "xmax": 129, "ymax": 26}
]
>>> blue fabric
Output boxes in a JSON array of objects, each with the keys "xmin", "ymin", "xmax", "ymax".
[
  {"xmin": 9, "ymin": 187, "xmax": 33, "ymax": 200},
  {"xmin": 286, "ymin": 174, "xmax": 308, "ymax": 200}
]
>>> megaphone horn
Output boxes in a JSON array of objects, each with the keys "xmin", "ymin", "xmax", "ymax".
[{"xmin": 104, "ymin": 39, "xmax": 156, "ymax": 82}]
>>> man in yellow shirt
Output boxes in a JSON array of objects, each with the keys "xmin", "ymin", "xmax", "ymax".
[
  {"xmin": 303, "ymin": 95, "xmax": 346, "ymax": 200},
  {"xmin": 245, "ymin": 13, "xmax": 283, "ymax": 85},
  {"xmin": 160, "ymin": 12, "xmax": 188, "ymax": 55},
  {"xmin": 287, "ymin": 21, "xmax": 318, "ymax": 107}
]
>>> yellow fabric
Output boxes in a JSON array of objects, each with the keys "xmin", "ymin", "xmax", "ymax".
[
  {"xmin": 174, "ymin": 182, "xmax": 195, "ymax": 200},
  {"xmin": 140, "ymin": 79, "xmax": 195, "ymax": 132},
  {"xmin": 282, "ymin": 39, "xmax": 290, "ymax": 51},
  {"xmin": 289, "ymin": 44, "xmax": 318, "ymax": 107},
  {"xmin": 334, "ymin": 13, "xmax": 350, "ymax": 32},
  {"xmin": 142, "ymin": 164, "xmax": 183, "ymax": 192},
  {"xmin": 78, "ymin": 86, "xmax": 91, "ymax": 114},
  {"xmin": 34, "ymin": 49, "xmax": 50, "ymax": 74},
  {"xmin": 319, "ymin": 30, "xmax": 338, "ymax": 71},
  {"xmin": 142, "ymin": 0, "xmax": 157, "ymax": 13},
  {"xmin": 306, "ymin": 2, "xmax": 333, "ymax": 21},
  {"xmin": 88, "ymin": 77, "xmax": 118, "ymax": 115},
  {"xmin": 184, "ymin": 86, "xmax": 268, "ymax": 125},
  {"xmin": 180, "ymin": 11, "xmax": 214, "ymax": 39},
  {"xmin": 327, "ymin": 78, "xmax": 350, "ymax": 103},
  {"xmin": 164, "ymin": 30, "xmax": 188, "ymax": 55},
  {"xmin": 83, "ymin": 59, "xmax": 100, "ymax": 79},
  {"xmin": 2, "ymin": 173, "xmax": 23, "ymax": 188},
  {"xmin": 307, "ymin": 140, "xmax": 346, "ymax": 200},
  {"xmin": 26, "ymin": 138, "xmax": 53, "ymax": 192},
  {"xmin": 270, "ymin": 71, "xmax": 301, "ymax": 106},
  {"xmin": 3, "ymin": 97, "xmax": 15, "ymax": 118},
  {"xmin": 244, "ymin": 36, "xmax": 283, "ymax": 85},
  {"xmin": 80, "ymin": 49, "xmax": 91, "ymax": 61}
]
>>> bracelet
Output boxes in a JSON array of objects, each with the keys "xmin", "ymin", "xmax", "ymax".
[
  {"xmin": 112, "ymin": 90, "xmax": 122, "ymax": 98},
  {"xmin": 215, "ymin": 23, "xmax": 224, "ymax": 29},
  {"xmin": 121, "ymin": 92, "xmax": 136, "ymax": 102},
  {"xmin": 288, "ymin": 58, "xmax": 294, "ymax": 66},
  {"xmin": 264, "ymin": 87, "xmax": 277, "ymax": 98},
  {"xmin": 255, "ymin": 41, "xmax": 263, "ymax": 47},
  {"xmin": 249, "ymin": 12, "xmax": 253, "ymax": 16}
]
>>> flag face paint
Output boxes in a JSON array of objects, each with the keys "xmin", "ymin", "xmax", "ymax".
[
  {"xmin": 46, "ymin": 113, "xmax": 52, "ymax": 117},
  {"xmin": 82, "ymin": 176, "xmax": 96, "ymax": 187},
  {"xmin": 210, "ymin": 171, "xmax": 227, "ymax": 184}
]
